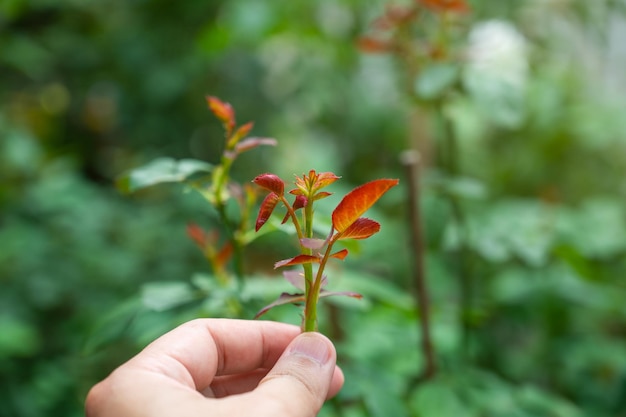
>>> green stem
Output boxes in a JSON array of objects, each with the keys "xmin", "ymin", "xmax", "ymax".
[
  {"xmin": 302, "ymin": 263, "xmax": 316, "ymax": 332},
  {"xmin": 278, "ymin": 194, "xmax": 314, "ymax": 330},
  {"xmin": 302, "ymin": 199, "xmax": 318, "ymax": 332},
  {"xmin": 303, "ymin": 233, "xmax": 338, "ymax": 332},
  {"xmin": 214, "ymin": 156, "xmax": 233, "ymax": 210},
  {"xmin": 212, "ymin": 156, "xmax": 247, "ymax": 283}
]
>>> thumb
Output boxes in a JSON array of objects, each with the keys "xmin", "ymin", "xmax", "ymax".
[{"xmin": 249, "ymin": 332, "xmax": 343, "ymax": 417}]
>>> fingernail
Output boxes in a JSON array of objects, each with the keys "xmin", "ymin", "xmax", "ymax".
[{"xmin": 288, "ymin": 333, "xmax": 332, "ymax": 365}]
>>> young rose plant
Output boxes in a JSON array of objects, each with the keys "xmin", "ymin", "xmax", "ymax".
[
  {"xmin": 253, "ymin": 170, "xmax": 398, "ymax": 332},
  {"xmin": 117, "ymin": 96, "xmax": 277, "ymax": 288}
]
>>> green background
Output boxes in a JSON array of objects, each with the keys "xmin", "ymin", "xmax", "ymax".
[{"xmin": 2, "ymin": 1, "xmax": 626, "ymax": 416}]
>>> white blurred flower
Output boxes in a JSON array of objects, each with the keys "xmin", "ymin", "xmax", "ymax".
[
  {"xmin": 464, "ymin": 20, "xmax": 529, "ymax": 127},
  {"xmin": 466, "ymin": 20, "xmax": 529, "ymax": 89}
]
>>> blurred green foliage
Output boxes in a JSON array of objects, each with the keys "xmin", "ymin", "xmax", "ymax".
[{"xmin": 2, "ymin": 1, "xmax": 626, "ymax": 416}]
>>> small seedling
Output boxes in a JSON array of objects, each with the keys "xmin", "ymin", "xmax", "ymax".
[
  {"xmin": 116, "ymin": 96, "xmax": 277, "ymax": 293},
  {"xmin": 253, "ymin": 170, "xmax": 398, "ymax": 331},
  {"xmin": 117, "ymin": 95, "xmax": 398, "ymax": 329}
]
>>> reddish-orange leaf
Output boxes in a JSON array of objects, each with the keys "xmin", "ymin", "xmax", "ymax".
[
  {"xmin": 372, "ymin": 5, "xmax": 418, "ymax": 29},
  {"xmin": 186, "ymin": 223, "xmax": 206, "ymax": 247},
  {"xmin": 300, "ymin": 238, "xmax": 327, "ymax": 250},
  {"xmin": 274, "ymin": 254, "xmax": 320, "ymax": 269},
  {"xmin": 226, "ymin": 121, "xmax": 254, "ymax": 148},
  {"xmin": 281, "ymin": 195, "xmax": 307, "ymax": 224},
  {"xmin": 235, "ymin": 137, "xmax": 277, "ymax": 154},
  {"xmin": 253, "ymin": 173, "xmax": 285, "ymax": 196},
  {"xmin": 291, "ymin": 170, "xmax": 340, "ymax": 198},
  {"xmin": 319, "ymin": 290, "xmax": 363, "ymax": 300},
  {"xmin": 255, "ymin": 292, "xmax": 306, "ymax": 319},
  {"xmin": 358, "ymin": 37, "xmax": 394, "ymax": 53},
  {"xmin": 419, "ymin": 0, "xmax": 469, "ymax": 13},
  {"xmin": 332, "ymin": 178, "xmax": 399, "ymax": 233},
  {"xmin": 313, "ymin": 191, "xmax": 333, "ymax": 201},
  {"xmin": 337, "ymin": 217, "xmax": 380, "ymax": 240},
  {"xmin": 206, "ymin": 96, "xmax": 235, "ymax": 131},
  {"xmin": 292, "ymin": 172, "xmax": 310, "ymax": 196},
  {"xmin": 215, "ymin": 242, "xmax": 233, "ymax": 269},
  {"xmin": 255, "ymin": 192, "xmax": 280, "ymax": 231},
  {"xmin": 292, "ymin": 195, "xmax": 307, "ymax": 210},
  {"xmin": 330, "ymin": 249, "xmax": 349, "ymax": 260},
  {"xmin": 283, "ymin": 270, "xmax": 306, "ymax": 291},
  {"xmin": 315, "ymin": 172, "xmax": 341, "ymax": 190}
]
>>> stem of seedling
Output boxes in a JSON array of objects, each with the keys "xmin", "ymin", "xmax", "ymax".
[
  {"xmin": 212, "ymin": 157, "xmax": 246, "ymax": 282},
  {"xmin": 276, "ymin": 194, "xmax": 314, "ymax": 330},
  {"xmin": 304, "ymin": 236, "xmax": 338, "ymax": 332},
  {"xmin": 253, "ymin": 172, "xmax": 398, "ymax": 333},
  {"xmin": 302, "ymin": 198, "xmax": 317, "ymax": 331}
]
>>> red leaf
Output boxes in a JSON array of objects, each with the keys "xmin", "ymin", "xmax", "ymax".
[
  {"xmin": 291, "ymin": 170, "xmax": 340, "ymax": 198},
  {"xmin": 315, "ymin": 172, "xmax": 341, "ymax": 189},
  {"xmin": 235, "ymin": 137, "xmax": 277, "ymax": 154},
  {"xmin": 206, "ymin": 96, "xmax": 235, "ymax": 131},
  {"xmin": 255, "ymin": 292, "xmax": 305, "ymax": 319},
  {"xmin": 282, "ymin": 271, "xmax": 327, "ymax": 291},
  {"xmin": 313, "ymin": 191, "xmax": 333, "ymax": 201},
  {"xmin": 337, "ymin": 217, "xmax": 380, "ymax": 240},
  {"xmin": 215, "ymin": 242, "xmax": 233, "ymax": 268},
  {"xmin": 186, "ymin": 223, "xmax": 206, "ymax": 248},
  {"xmin": 332, "ymin": 179, "xmax": 398, "ymax": 233},
  {"xmin": 292, "ymin": 195, "xmax": 307, "ymax": 210},
  {"xmin": 419, "ymin": 0, "xmax": 470, "ymax": 13},
  {"xmin": 253, "ymin": 173, "xmax": 285, "ymax": 196},
  {"xmin": 274, "ymin": 254, "xmax": 320, "ymax": 269},
  {"xmin": 330, "ymin": 249, "xmax": 349, "ymax": 260},
  {"xmin": 281, "ymin": 195, "xmax": 307, "ymax": 224},
  {"xmin": 319, "ymin": 290, "xmax": 363, "ymax": 300},
  {"xmin": 226, "ymin": 121, "xmax": 255, "ymax": 148},
  {"xmin": 358, "ymin": 37, "xmax": 394, "ymax": 53},
  {"xmin": 388, "ymin": 4, "xmax": 418, "ymax": 21},
  {"xmin": 283, "ymin": 270, "xmax": 306, "ymax": 291},
  {"xmin": 255, "ymin": 192, "xmax": 280, "ymax": 232},
  {"xmin": 300, "ymin": 238, "xmax": 327, "ymax": 250}
]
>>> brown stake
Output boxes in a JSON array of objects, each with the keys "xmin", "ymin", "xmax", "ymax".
[{"xmin": 400, "ymin": 150, "xmax": 437, "ymax": 382}]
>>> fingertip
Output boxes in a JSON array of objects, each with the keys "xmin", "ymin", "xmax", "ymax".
[
  {"xmin": 286, "ymin": 332, "xmax": 336, "ymax": 366},
  {"xmin": 286, "ymin": 333, "xmax": 344, "ymax": 399},
  {"xmin": 251, "ymin": 332, "xmax": 339, "ymax": 416},
  {"xmin": 289, "ymin": 333, "xmax": 343, "ymax": 399}
]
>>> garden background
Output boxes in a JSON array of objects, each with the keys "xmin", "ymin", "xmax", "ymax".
[{"xmin": 2, "ymin": 1, "xmax": 626, "ymax": 416}]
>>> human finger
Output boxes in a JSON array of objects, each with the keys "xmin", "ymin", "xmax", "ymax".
[
  {"xmin": 125, "ymin": 319, "xmax": 301, "ymax": 391},
  {"xmin": 206, "ymin": 364, "xmax": 343, "ymax": 399},
  {"xmin": 225, "ymin": 332, "xmax": 344, "ymax": 417}
]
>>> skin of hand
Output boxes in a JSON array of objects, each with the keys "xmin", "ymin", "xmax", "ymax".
[{"xmin": 85, "ymin": 319, "xmax": 344, "ymax": 417}]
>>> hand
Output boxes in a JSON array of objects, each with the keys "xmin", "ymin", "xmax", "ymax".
[{"xmin": 85, "ymin": 319, "xmax": 344, "ymax": 417}]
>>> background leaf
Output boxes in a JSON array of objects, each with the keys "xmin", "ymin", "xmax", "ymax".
[
  {"xmin": 3, "ymin": 2, "xmax": 626, "ymax": 416},
  {"xmin": 116, "ymin": 158, "xmax": 212, "ymax": 194}
]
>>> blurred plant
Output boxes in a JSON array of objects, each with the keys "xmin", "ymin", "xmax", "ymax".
[
  {"xmin": 117, "ymin": 97, "xmax": 399, "ymax": 333},
  {"xmin": 253, "ymin": 172, "xmax": 398, "ymax": 331},
  {"xmin": 5, "ymin": 2, "xmax": 625, "ymax": 417},
  {"xmin": 358, "ymin": 3, "xmax": 626, "ymax": 415},
  {"xmin": 117, "ymin": 96, "xmax": 276, "ymax": 289},
  {"xmin": 359, "ymin": 0, "xmax": 472, "ymax": 380}
]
